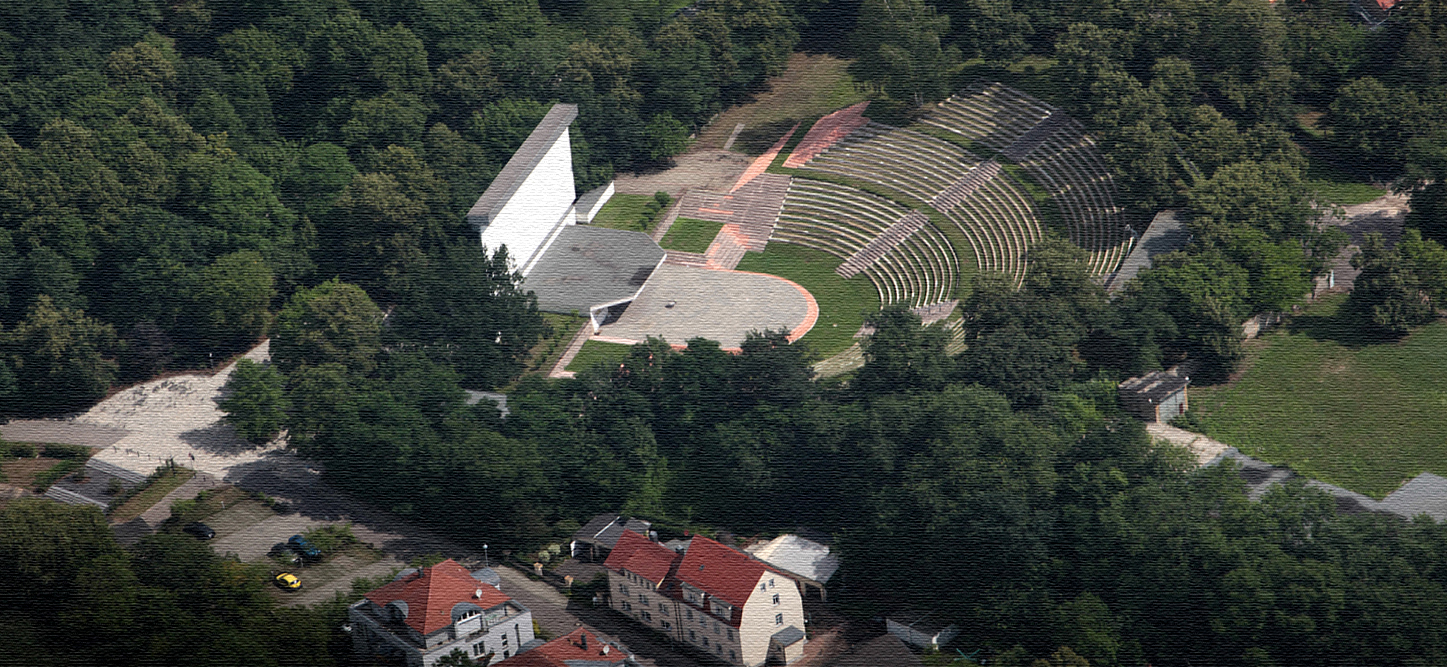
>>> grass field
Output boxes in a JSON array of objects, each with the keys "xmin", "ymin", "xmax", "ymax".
[
  {"xmin": 735, "ymin": 243, "xmax": 880, "ymax": 357},
  {"xmin": 659, "ymin": 218, "xmax": 723, "ymax": 253},
  {"xmin": 698, "ymin": 53, "xmax": 869, "ymax": 153},
  {"xmin": 1305, "ymin": 151, "xmax": 1387, "ymax": 205},
  {"xmin": 1191, "ymin": 296, "xmax": 1447, "ymax": 498},
  {"xmin": 590, "ymin": 194, "xmax": 666, "ymax": 231},
  {"xmin": 566, "ymin": 340, "xmax": 635, "ymax": 373}
]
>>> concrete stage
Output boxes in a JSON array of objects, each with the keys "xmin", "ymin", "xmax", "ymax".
[{"xmin": 595, "ymin": 263, "xmax": 817, "ymax": 351}]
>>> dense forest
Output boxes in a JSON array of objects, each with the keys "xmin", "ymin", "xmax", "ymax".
[{"xmin": 8, "ymin": 0, "xmax": 1447, "ymax": 665}]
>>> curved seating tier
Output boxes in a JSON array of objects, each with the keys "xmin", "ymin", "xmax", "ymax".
[
  {"xmin": 919, "ymin": 82, "xmax": 1129, "ymax": 276},
  {"xmin": 774, "ymin": 179, "xmax": 960, "ymax": 307}
]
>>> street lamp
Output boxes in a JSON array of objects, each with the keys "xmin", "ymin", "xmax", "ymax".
[{"xmin": 484, "ymin": 544, "xmax": 489, "ymax": 568}]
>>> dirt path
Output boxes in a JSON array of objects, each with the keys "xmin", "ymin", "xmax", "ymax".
[{"xmin": 1146, "ymin": 422, "xmax": 1233, "ymax": 467}]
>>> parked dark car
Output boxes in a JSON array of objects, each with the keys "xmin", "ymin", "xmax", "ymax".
[
  {"xmin": 269, "ymin": 543, "xmax": 301, "ymax": 564},
  {"xmin": 183, "ymin": 522, "xmax": 216, "ymax": 540},
  {"xmin": 288, "ymin": 534, "xmax": 321, "ymax": 561}
]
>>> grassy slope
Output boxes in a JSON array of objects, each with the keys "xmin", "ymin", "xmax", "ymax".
[
  {"xmin": 697, "ymin": 53, "xmax": 869, "ymax": 153},
  {"xmin": 735, "ymin": 243, "xmax": 880, "ymax": 357},
  {"xmin": 566, "ymin": 340, "xmax": 635, "ymax": 373},
  {"xmin": 659, "ymin": 218, "xmax": 723, "ymax": 253},
  {"xmin": 590, "ymin": 194, "xmax": 663, "ymax": 231},
  {"xmin": 1192, "ymin": 296, "xmax": 1447, "ymax": 498}
]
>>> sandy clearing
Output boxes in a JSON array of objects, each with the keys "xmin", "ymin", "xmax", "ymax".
[{"xmin": 75, "ymin": 340, "xmax": 294, "ymax": 480}]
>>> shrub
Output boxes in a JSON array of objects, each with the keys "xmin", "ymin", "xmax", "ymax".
[
  {"xmin": 303, "ymin": 523, "xmax": 359, "ymax": 554},
  {"xmin": 1, "ymin": 441, "xmax": 37, "ymax": 458},
  {"xmin": 42, "ymin": 443, "xmax": 94, "ymax": 460}
]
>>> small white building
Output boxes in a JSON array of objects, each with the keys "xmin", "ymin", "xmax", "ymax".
[
  {"xmin": 886, "ymin": 612, "xmax": 959, "ymax": 650},
  {"xmin": 745, "ymin": 533, "xmax": 839, "ymax": 601}
]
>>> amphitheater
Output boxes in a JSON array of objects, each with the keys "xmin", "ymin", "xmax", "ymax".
[
  {"xmin": 756, "ymin": 80, "xmax": 1134, "ymax": 317},
  {"xmin": 479, "ymin": 82, "xmax": 1136, "ymax": 357}
]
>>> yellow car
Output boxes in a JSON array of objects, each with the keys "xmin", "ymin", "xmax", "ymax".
[{"xmin": 274, "ymin": 573, "xmax": 302, "ymax": 591}]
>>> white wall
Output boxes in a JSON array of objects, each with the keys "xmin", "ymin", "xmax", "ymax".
[
  {"xmin": 739, "ymin": 572, "xmax": 804, "ymax": 667},
  {"xmin": 477, "ymin": 129, "xmax": 577, "ymax": 276}
]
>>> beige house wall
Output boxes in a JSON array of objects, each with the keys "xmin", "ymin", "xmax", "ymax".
[{"xmin": 738, "ymin": 572, "xmax": 805, "ymax": 667}]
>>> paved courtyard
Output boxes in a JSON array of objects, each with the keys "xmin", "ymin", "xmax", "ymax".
[{"xmin": 596, "ymin": 264, "xmax": 817, "ymax": 350}]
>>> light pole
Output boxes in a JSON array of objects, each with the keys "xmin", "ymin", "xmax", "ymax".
[{"xmin": 484, "ymin": 544, "xmax": 489, "ymax": 568}]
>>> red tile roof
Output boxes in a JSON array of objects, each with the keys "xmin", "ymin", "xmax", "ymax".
[
  {"xmin": 675, "ymin": 536, "xmax": 767, "ymax": 609},
  {"xmin": 363, "ymin": 559, "xmax": 513, "ymax": 636},
  {"xmin": 604, "ymin": 529, "xmax": 681, "ymax": 584},
  {"xmin": 492, "ymin": 627, "xmax": 632, "ymax": 667}
]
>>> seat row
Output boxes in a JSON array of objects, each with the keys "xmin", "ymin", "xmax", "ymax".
[
  {"xmin": 939, "ymin": 172, "xmax": 1044, "ymax": 285},
  {"xmin": 774, "ymin": 179, "xmax": 959, "ymax": 307},
  {"xmin": 921, "ymin": 84, "xmax": 1128, "ymax": 276}
]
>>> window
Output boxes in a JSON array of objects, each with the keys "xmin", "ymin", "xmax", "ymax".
[
  {"xmin": 662, "ymin": 620, "xmax": 672, "ymax": 630},
  {"xmin": 472, "ymin": 642, "xmax": 487, "ymax": 656},
  {"xmin": 703, "ymin": 637, "xmax": 710, "ymax": 647},
  {"xmin": 714, "ymin": 622, "xmax": 720, "ymax": 634},
  {"xmin": 772, "ymin": 594, "xmax": 780, "ymax": 605},
  {"xmin": 689, "ymin": 630, "xmax": 696, "ymax": 641},
  {"xmin": 759, "ymin": 582, "xmax": 767, "ymax": 592},
  {"xmin": 769, "ymin": 578, "xmax": 775, "ymax": 589},
  {"xmin": 502, "ymin": 635, "xmax": 509, "ymax": 647},
  {"xmin": 775, "ymin": 613, "xmax": 784, "ymax": 626},
  {"xmin": 686, "ymin": 609, "xmax": 693, "ymax": 621},
  {"xmin": 642, "ymin": 611, "xmax": 653, "ymax": 622},
  {"xmin": 622, "ymin": 601, "xmax": 632, "ymax": 611},
  {"xmin": 730, "ymin": 650, "xmax": 736, "ymax": 661},
  {"xmin": 503, "ymin": 650, "xmax": 509, "ymax": 659},
  {"xmin": 659, "ymin": 602, "xmax": 668, "ymax": 612},
  {"xmin": 638, "ymin": 593, "xmax": 647, "ymax": 604},
  {"xmin": 727, "ymin": 629, "xmax": 733, "ymax": 640},
  {"xmin": 619, "ymin": 583, "xmax": 629, "ymax": 595}
]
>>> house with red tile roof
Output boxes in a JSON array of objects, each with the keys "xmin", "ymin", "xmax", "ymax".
[
  {"xmin": 349, "ymin": 559, "xmax": 538, "ymax": 667},
  {"xmin": 491, "ymin": 627, "xmax": 641, "ymax": 667},
  {"xmin": 603, "ymin": 530, "xmax": 807, "ymax": 667}
]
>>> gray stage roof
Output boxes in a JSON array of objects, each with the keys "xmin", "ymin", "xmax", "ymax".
[
  {"xmin": 1107, "ymin": 210, "xmax": 1192, "ymax": 292},
  {"xmin": 524, "ymin": 226, "xmax": 665, "ymax": 315},
  {"xmin": 467, "ymin": 103, "xmax": 579, "ymax": 228}
]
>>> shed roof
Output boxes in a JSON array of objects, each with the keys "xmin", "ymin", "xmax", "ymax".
[
  {"xmin": 574, "ymin": 514, "xmax": 654, "ymax": 550},
  {"xmin": 744, "ymin": 534, "xmax": 839, "ymax": 584},
  {"xmin": 1119, "ymin": 370, "xmax": 1189, "ymax": 404}
]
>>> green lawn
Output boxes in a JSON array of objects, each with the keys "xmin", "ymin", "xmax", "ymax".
[
  {"xmin": 566, "ymin": 340, "xmax": 635, "ymax": 373},
  {"xmin": 1305, "ymin": 153, "xmax": 1387, "ymax": 206},
  {"xmin": 590, "ymin": 194, "xmax": 664, "ymax": 231},
  {"xmin": 735, "ymin": 243, "xmax": 881, "ymax": 357},
  {"xmin": 1191, "ymin": 297, "xmax": 1447, "ymax": 498},
  {"xmin": 659, "ymin": 218, "xmax": 723, "ymax": 254},
  {"xmin": 1308, "ymin": 179, "xmax": 1386, "ymax": 206}
]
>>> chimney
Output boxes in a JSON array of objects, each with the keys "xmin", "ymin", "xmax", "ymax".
[{"xmin": 580, "ymin": 633, "xmax": 588, "ymax": 651}]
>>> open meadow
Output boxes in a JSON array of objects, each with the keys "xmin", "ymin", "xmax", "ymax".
[{"xmin": 1192, "ymin": 296, "xmax": 1447, "ymax": 498}]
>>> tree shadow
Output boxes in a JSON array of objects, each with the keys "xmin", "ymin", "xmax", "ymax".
[
  {"xmin": 179, "ymin": 421, "xmax": 261, "ymax": 456},
  {"xmin": 733, "ymin": 118, "xmax": 800, "ymax": 155},
  {"xmin": 1283, "ymin": 304, "xmax": 1394, "ymax": 349}
]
